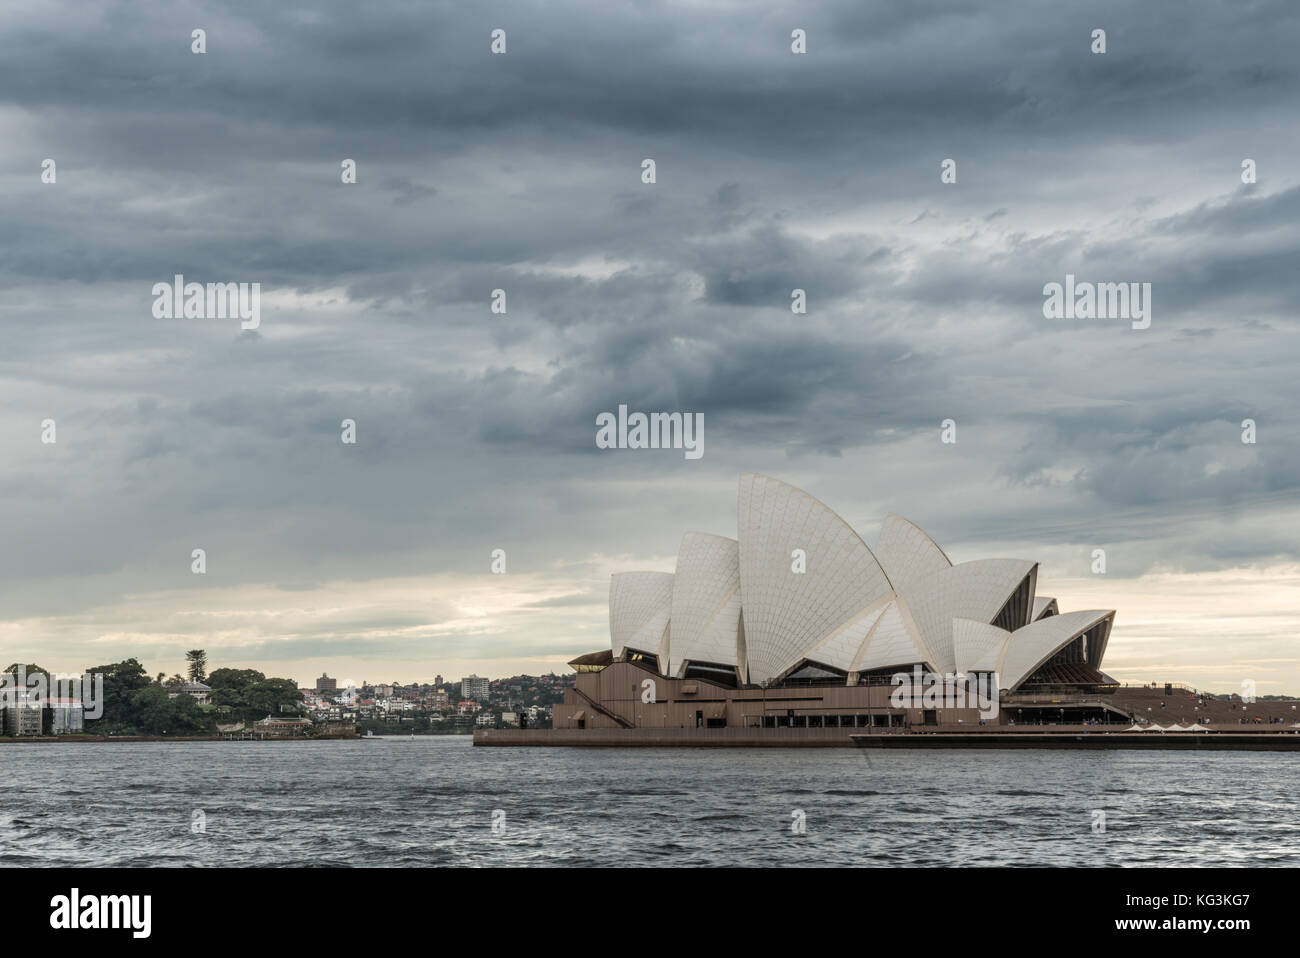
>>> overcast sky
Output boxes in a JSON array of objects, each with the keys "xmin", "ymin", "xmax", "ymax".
[{"xmin": 2, "ymin": 0, "xmax": 1298, "ymax": 693}]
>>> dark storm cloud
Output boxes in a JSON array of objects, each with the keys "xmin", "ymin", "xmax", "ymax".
[{"xmin": 1, "ymin": 0, "xmax": 1298, "ymax": 677}]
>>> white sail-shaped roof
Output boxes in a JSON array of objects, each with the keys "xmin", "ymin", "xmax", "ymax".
[
  {"xmin": 875, "ymin": 514, "xmax": 951, "ymax": 592},
  {"xmin": 609, "ymin": 571, "xmax": 674, "ymax": 663},
  {"xmin": 899, "ymin": 559, "xmax": 1037, "ymax": 675},
  {"xmin": 850, "ymin": 597, "xmax": 937, "ymax": 673},
  {"xmin": 600, "ymin": 475, "xmax": 1124, "ymax": 692},
  {"xmin": 1032, "ymin": 596, "xmax": 1059, "ymax": 621},
  {"xmin": 1000, "ymin": 609, "xmax": 1115, "ymax": 691},
  {"xmin": 667, "ymin": 533, "xmax": 742, "ymax": 677},
  {"xmin": 737, "ymin": 474, "xmax": 894, "ymax": 685},
  {"xmin": 952, "ymin": 618, "xmax": 1011, "ymax": 675},
  {"xmin": 795, "ymin": 596, "xmax": 891, "ymax": 675}
]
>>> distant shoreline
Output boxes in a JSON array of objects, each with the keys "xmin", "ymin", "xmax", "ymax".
[
  {"xmin": 0, "ymin": 732, "xmax": 474, "ymax": 743},
  {"xmin": 0, "ymin": 735, "xmax": 327, "ymax": 743}
]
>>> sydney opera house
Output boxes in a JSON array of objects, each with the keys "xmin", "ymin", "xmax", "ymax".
[{"xmin": 555, "ymin": 474, "xmax": 1121, "ymax": 733}]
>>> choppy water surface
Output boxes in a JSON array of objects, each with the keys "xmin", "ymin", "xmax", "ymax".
[{"xmin": 2, "ymin": 739, "xmax": 1295, "ymax": 866}]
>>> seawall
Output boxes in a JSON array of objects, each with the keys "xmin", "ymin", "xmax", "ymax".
[
  {"xmin": 475, "ymin": 727, "xmax": 859, "ymax": 747},
  {"xmin": 474, "ymin": 727, "xmax": 1300, "ymax": 750}
]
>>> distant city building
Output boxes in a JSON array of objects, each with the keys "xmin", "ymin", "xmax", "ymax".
[
  {"xmin": 475, "ymin": 713, "xmax": 497, "ymax": 728},
  {"xmin": 49, "ymin": 698, "xmax": 84, "ymax": 734},
  {"xmin": 435, "ymin": 675, "xmax": 443, "ymax": 687},
  {"xmin": 2, "ymin": 689, "xmax": 43, "ymax": 736},
  {"xmin": 457, "ymin": 700, "xmax": 481, "ymax": 715},
  {"xmin": 316, "ymin": 673, "xmax": 338, "ymax": 692},
  {"xmin": 461, "ymin": 675, "xmax": 489, "ymax": 700}
]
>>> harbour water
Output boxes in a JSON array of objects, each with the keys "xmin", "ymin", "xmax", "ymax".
[{"xmin": 3, "ymin": 739, "xmax": 1295, "ymax": 866}]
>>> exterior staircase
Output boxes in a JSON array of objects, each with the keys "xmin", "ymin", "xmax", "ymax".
[{"xmin": 573, "ymin": 686, "xmax": 634, "ymax": 728}]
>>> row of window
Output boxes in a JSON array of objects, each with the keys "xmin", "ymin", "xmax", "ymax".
[{"xmin": 752, "ymin": 714, "xmax": 905, "ymax": 729}]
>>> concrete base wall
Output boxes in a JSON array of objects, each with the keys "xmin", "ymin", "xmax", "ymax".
[
  {"xmin": 474, "ymin": 727, "xmax": 1300, "ymax": 750},
  {"xmin": 475, "ymin": 727, "xmax": 861, "ymax": 747},
  {"xmin": 855, "ymin": 732, "xmax": 1300, "ymax": 750}
]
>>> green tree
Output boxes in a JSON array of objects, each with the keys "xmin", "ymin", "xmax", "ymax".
[
  {"xmin": 207, "ymin": 668, "xmax": 266, "ymax": 690},
  {"xmin": 246, "ymin": 677, "xmax": 303, "ymax": 717},
  {"xmin": 130, "ymin": 685, "xmax": 177, "ymax": 734},
  {"xmin": 185, "ymin": 650, "xmax": 208, "ymax": 683},
  {"xmin": 85, "ymin": 659, "xmax": 152, "ymax": 730},
  {"xmin": 169, "ymin": 692, "xmax": 212, "ymax": 733},
  {"xmin": 4, "ymin": 662, "xmax": 50, "ymax": 677},
  {"xmin": 126, "ymin": 685, "xmax": 215, "ymax": 736},
  {"xmin": 204, "ymin": 669, "xmax": 300, "ymax": 722},
  {"xmin": 209, "ymin": 685, "xmax": 247, "ymax": 712}
]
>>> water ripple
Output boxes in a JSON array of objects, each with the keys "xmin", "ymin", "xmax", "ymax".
[{"xmin": 0, "ymin": 740, "xmax": 1295, "ymax": 867}]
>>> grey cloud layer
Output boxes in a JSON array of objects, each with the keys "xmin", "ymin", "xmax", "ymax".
[{"xmin": 1, "ymin": 0, "xmax": 1298, "ymax": 674}]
